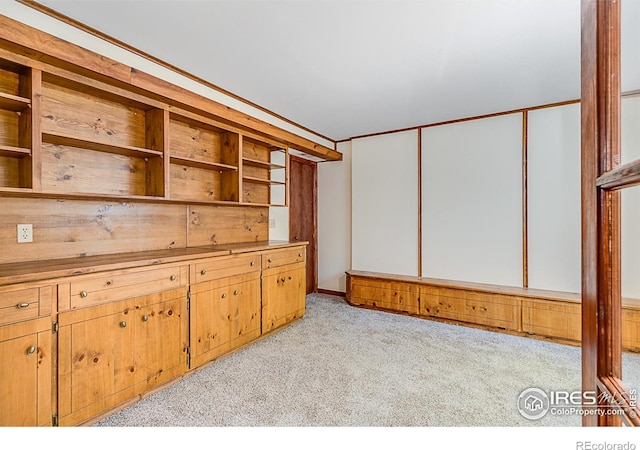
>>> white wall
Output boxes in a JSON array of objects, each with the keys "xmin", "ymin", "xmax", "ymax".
[
  {"xmin": 622, "ymin": 95, "xmax": 640, "ymax": 299},
  {"xmin": 351, "ymin": 131, "xmax": 419, "ymax": 276},
  {"xmin": 527, "ymin": 104, "xmax": 581, "ymax": 293},
  {"xmin": 318, "ymin": 142, "xmax": 351, "ymax": 292},
  {"xmin": 421, "ymin": 114, "xmax": 523, "ymax": 286}
]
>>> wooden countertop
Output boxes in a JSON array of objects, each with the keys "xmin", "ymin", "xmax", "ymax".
[{"xmin": 0, "ymin": 240, "xmax": 308, "ymax": 286}]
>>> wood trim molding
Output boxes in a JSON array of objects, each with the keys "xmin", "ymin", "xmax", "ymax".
[
  {"xmin": 0, "ymin": 13, "xmax": 341, "ymax": 162},
  {"xmin": 317, "ymin": 289, "xmax": 345, "ymax": 297},
  {"xmin": 417, "ymin": 130, "xmax": 423, "ymax": 277},
  {"xmin": 522, "ymin": 111, "xmax": 529, "ymax": 289}
]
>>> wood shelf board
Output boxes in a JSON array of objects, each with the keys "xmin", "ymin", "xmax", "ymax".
[
  {"xmin": 170, "ymin": 156, "xmax": 237, "ymax": 172},
  {"xmin": 242, "ymin": 176, "xmax": 285, "ymax": 185},
  {"xmin": 42, "ymin": 132, "xmax": 163, "ymax": 159},
  {"xmin": 0, "ymin": 241, "xmax": 304, "ymax": 286},
  {"xmin": 0, "ymin": 145, "xmax": 31, "ymax": 158},
  {"xmin": 0, "ymin": 91, "xmax": 30, "ymax": 111},
  {"xmin": 242, "ymin": 157, "xmax": 285, "ymax": 169}
]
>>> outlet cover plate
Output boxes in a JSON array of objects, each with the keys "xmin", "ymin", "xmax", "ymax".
[{"xmin": 17, "ymin": 224, "xmax": 33, "ymax": 243}]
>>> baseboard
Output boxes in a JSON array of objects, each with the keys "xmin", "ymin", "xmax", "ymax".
[{"xmin": 317, "ymin": 288, "xmax": 346, "ymax": 297}]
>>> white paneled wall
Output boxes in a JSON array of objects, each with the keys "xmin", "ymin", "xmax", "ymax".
[
  {"xmin": 622, "ymin": 95, "xmax": 640, "ymax": 299},
  {"xmin": 421, "ymin": 114, "xmax": 523, "ymax": 286},
  {"xmin": 318, "ymin": 142, "xmax": 352, "ymax": 292},
  {"xmin": 527, "ymin": 104, "xmax": 581, "ymax": 293},
  {"xmin": 351, "ymin": 131, "xmax": 419, "ymax": 276}
]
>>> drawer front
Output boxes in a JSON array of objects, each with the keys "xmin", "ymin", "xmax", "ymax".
[
  {"xmin": 0, "ymin": 286, "xmax": 53, "ymax": 327},
  {"xmin": 351, "ymin": 280, "xmax": 419, "ymax": 314},
  {"xmin": 421, "ymin": 287, "xmax": 520, "ymax": 330},
  {"xmin": 67, "ymin": 265, "xmax": 188, "ymax": 310},
  {"xmin": 262, "ymin": 247, "xmax": 306, "ymax": 269},
  {"xmin": 522, "ymin": 299, "xmax": 581, "ymax": 341},
  {"xmin": 193, "ymin": 254, "xmax": 260, "ymax": 284}
]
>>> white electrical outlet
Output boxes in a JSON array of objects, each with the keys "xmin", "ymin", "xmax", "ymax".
[
  {"xmin": 17, "ymin": 224, "xmax": 33, "ymax": 243},
  {"xmin": 269, "ymin": 218, "xmax": 276, "ymax": 229}
]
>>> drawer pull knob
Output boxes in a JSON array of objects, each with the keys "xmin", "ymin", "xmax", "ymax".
[
  {"xmin": 222, "ymin": 293, "xmax": 227, "ymax": 299},
  {"xmin": 201, "ymin": 269, "xmax": 207, "ymax": 276},
  {"xmin": 120, "ymin": 321, "xmax": 127, "ymax": 328},
  {"xmin": 80, "ymin": 290, "xmax": 88, "ymax": 298},
  {"xmin": 268, "ymin": 258, "xmax": 272, "ymax": 263},
  {"xmin": 250, "ymin": 261, "xmax": 255, "ymax": 266},
  {"xmin": 288, "ymin": 276, "xmax": 292, "ymax": 280},
  {"xmin": 170, "ymin": 275, "xmax": 177, "ymax": 281},
  {"xmin": 298, "ymin": 253, "xmax": 302, "ymax": 258},
  {"xmin": 142, "ymin": 315, "xmax": 149, "ymax": 322},
  {"xmin": 17, "ymin": 302, "xmax": 30, "ymax": 309},
  {"xmin": 281, "ymin": 277, "xmax": 286, "ymax": 283},
  {"xmin": 234, "ymin": 290, "xmax": 239, "ymax": 296},
  {"xmin": 27, "ymin": 346, "xmax": 36, "ymax": 355}
]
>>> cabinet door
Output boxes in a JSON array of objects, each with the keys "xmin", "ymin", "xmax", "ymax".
[
  {"xmin": 190, "ymin": 273, "xmax": 261, "ymax": 369},
  {"xmin": 262, "ymin": 264, "xmax": 306, "ymax": 333},
  {"xmin": 137, "ymin": 296, "xmax": 188, "ymax": 389},
  {"xmin": 0, "ymin": 320, "xmax": 51, "ymax": 427},
  {"xmin": 59, "ymin": 309, "xmax": 137, "ymax": 424}
]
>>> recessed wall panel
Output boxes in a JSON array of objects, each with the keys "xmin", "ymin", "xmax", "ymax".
[
  {"xmin": 528, "ymin": 103, "xmax": 581, "ymax": 293},
  {"xmin": 421, "ymin": 114, "xmax": 523, "ymax": 287},
  {"xmin": 622, "ymin": 95, "xmax": 640, "ymax": 300},
  {"xmin": 351, "ymin": 131, "xmax": 419, "ymax": 276}
]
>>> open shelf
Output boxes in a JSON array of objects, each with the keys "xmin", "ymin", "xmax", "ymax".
[
  {"xmin": 242, "ymin": 156, "xmax": 285, "ymax": 170},
  {"xmin": 0, "ymin": 92, "xmax": 30, "ymax": 111},
  {"xmin": 0, "ymin": 145, "xmax": 31, "ymax": 158},
  {"xmin": 42, "ymin": 132, "xmax": 163, "ymax": 159},
  {"xmin": 170, "ymin": 156, "xmax": 237, "ymax": 172},
  {"xmin": 242, "ymin": 175, "xmax": 285, "ymax": 185}
]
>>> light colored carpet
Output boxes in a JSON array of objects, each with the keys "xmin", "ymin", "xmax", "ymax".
[{"xmin": 94, "ymin": 293, "xmax": 640, "ymax": 427}]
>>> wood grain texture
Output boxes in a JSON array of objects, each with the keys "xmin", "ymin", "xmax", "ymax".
[
  {"xmin": 187, "ymin": 204, "xmax": 268, "ymax": 246},
  {"xmin": 0, "ymin": 197, "xmax": 187, "ymax": 264},
  {"xmin": 261, "ymin": 263, "xmax": 306, "ymax": 333}
]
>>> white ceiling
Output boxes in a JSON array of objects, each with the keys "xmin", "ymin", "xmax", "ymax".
[{"xmin": 32, "ymin": 0, "xmax": 640, "ymax": 142}]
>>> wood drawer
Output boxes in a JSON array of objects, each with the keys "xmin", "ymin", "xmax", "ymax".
[
  {"xmin": 350, "ymin": 279, "xmax": 419, "ymax": 314},
  {"xmin": 192, "ymin": 253, "xmax": 260, "ymax": 284},
  {"xmin": 0, "ymin": 284, "xmax": 54, "ymax": 327},
  {"xmin": 262, "ymin": 247, "xmax": 305, "ymax": 269},
  {"xmin": 420, "ymin": 286, "xmax": 521, "ymax": 330},
  {"xmin": 521, "ymin": 299, "xmax": 581, "ymax": 341},
  {"xmin": 60, "ymin": 265, "xmax": 188, "ymax": 311}
]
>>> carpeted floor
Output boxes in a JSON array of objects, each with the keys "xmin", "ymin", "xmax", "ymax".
[{"xmin": 94, "ymin": 293, "xmax": 640, "ymax": 427}]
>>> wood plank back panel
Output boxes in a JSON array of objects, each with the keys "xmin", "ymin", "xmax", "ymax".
[
  {"xmin": 187, "ymin": 205, "xmax": 268, "ymax": 245},
  {"xmin": 169, "ymin": 117, "xmax": 223, "ymax": 162},
  {"xmin": 0, "ymin": 66, "xmax": 20, "ymax": 96},
  {"xmin": 0, "ymin": 109, "xmax": 19, "ymax": 147},
  {"xmin": 0, "ymin": 155, "xmax": 20, "ymax": 187},
  {"xmin": 41, "ymin": 143, "xmax": 149, "ymax": 196},
  {"xmin": 41, "ymin": 79, "xmax": 147, "ymax": 149},
  {"xmin": 169, "ymin": 164, "xmax": 223, "ymax": 202},
  {"xmin": 0, "ymin": 198, "xmax": 187, "ymax": 264}
]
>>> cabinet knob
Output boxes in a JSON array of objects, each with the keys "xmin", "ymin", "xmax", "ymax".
[
  {"xmin": 234, "ymin": 290, "xmax": 239, "ymax": 296},
  {"xmin": 16, "ymin": 302, "xmax": 30, "ymax": 309},
  {"xmin": 80, "ymin": 290, "xmax": 88, "ymax": 298},
  {"xmin": 268, "ymin": 258, "xmax": 272, "ymax": 263},
  {"xmin": 120, "ymin": 321, "xmax": 127, "ymax": 328},
  {"xmin": 281, "ymin": 277, "xmax": 286, "ymax": 283},
  {"xmin": 298, "ymin": 253, "xmax": 302, "ymax": 258},
  {"xmin": 170, "ymin": 275, "xmax": 177, "ymax": 281},
  {"xmin": 27, "ymin": 345, "xmax": 36, "ymax": 355},
  {"xmin": 142, "ymin": 315, "xmax": 149, "ymax": 322},
  {"xmin": 222, "ymin": 293, "xmax": 227, "ymax": 299},
  {"xmin": 288, "ymin": 276, "xmax": 292, "ymax": 280},
  {"xmin": 250, "ymin": 261, "xmax": 255, "ymax": 266},
  {"xmin": 200, "ymin": 269, "xmax": 207, "ymax": 276}
]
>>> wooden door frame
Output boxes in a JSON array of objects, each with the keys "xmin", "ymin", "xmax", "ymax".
[
  {"xmin": 289, "ymin": 154, "xmax": 318, "ymax": 293},
  {"xmin": 581, "ymin": 0, "xmax": 640, "ymax": 426}
]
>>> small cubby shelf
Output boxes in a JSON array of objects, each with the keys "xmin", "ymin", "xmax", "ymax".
[{"xmin": 0, "ymin": 92, "xmax": 30, "ymax": 112}]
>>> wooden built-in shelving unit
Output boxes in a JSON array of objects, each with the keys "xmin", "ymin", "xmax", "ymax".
[{"xmin": 0, "ymin": 54, "xmax": 292, "ymax": 207}]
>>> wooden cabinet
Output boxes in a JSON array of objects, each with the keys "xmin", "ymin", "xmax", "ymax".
[
  {"xmin": 57, "ymin": 266, "xmax": 189, "ymax": 426},
  {"xmin": 261, "ymin": 253, "xmax": 306, "ymax": 333},
  {"xmin": 190, "ymin": 272, "xmax": 261, "ymax": 368},
  {"xmin": 0, "ymin": 281, "xmax": 54, "ymax": 427}
]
